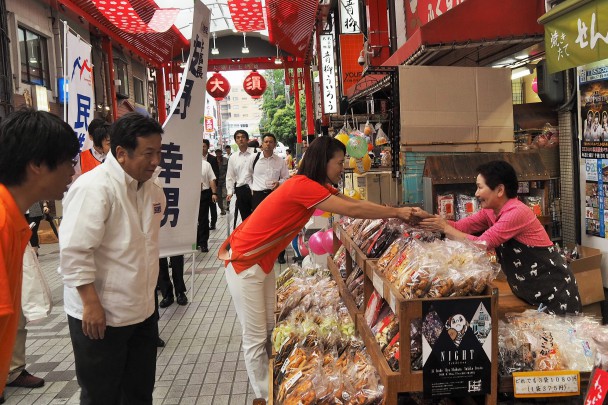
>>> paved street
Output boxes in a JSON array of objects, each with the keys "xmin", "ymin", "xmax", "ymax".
[{"xmin": 3, "ymin": 215, "xmax": 286, "ymax": 405}]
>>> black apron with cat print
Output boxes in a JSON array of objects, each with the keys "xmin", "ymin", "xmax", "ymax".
[{"xmin": 495, "ymin": 239, "xmax": 581, "ymax": 315}]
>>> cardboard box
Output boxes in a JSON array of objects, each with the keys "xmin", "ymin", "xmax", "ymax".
[{"xmin": 399, "ymin": 66, "xmax": 514, "ymax": 152}]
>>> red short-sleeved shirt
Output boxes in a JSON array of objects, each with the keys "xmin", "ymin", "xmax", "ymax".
[
  {"xmin": 225, "ymin": 175, "xmax": 337, "ymax": 274},
  {"xmin": 0, "ymin": 184, "xmax": 31, "ymax": 394}
]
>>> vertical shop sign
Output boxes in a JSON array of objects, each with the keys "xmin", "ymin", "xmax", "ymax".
[
  {"xmin": 339, "ymin": 0, "xmax": 360, "ymax": 33},
  {"xmin": 339, "ymin": 34, "xmax": 364, "ymax": 94},
  {"xmin": 158, "ymin": 1, "xmax": 211, "ymax": 257},
  {"xmin": 422, "ymin": 298, "xmax": 492, "ymax": 398},
  {"xmin": 320, "ymin": 34, "xmax": 337, "ymax": 113},
  {"xmin": 66, "ymin": 30, "xmax": 95, "ymax": 152}
]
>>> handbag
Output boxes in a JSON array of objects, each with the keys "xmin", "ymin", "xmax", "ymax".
[{"xmin": 21, "ymin": 243, "xmax": 53, "ymax": 322}]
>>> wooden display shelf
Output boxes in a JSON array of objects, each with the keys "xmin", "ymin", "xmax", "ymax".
[
  {"xmin": 360, "ymin": 261, "xmax": 499, "ymax": 405},
  {"xmin": 326, "ymin": 256, "xmax": 363, "ymax": 327},
  {"xmin": 335, "ymin": 223, "xmax": 368, "ymax": 275}
]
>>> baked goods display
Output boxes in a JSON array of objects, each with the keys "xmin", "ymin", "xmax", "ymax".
[
  {"xmin": 272, "ymin": 265, "xmax": 384, "ymax": 404},
  {"xmin": 498, "ymin": 310, "xmax": 603, "ymax": 375}
]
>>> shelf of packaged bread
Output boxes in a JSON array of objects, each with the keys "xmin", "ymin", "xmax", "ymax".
[
  {"xmin": 359, "ymin": 261, "xmax": 499, "ymax": 404},
  {"xmin": 326, "ymin": 256, "xmax": 364, "ymax": 328}
]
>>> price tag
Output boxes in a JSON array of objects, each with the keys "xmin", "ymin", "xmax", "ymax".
[
  {"xmin": 372, "ymin": 271, "xmax": 384, "ymax": 297},
  {"xmin": 388, "ymin": 291, "xmax": 397, "ymax": 314},
  {"xmin": 284, "ymin": 370, "xmax": 303, "ymax": 392},
  {"xmin": 513, "ymin": 371, "xmax": 580, "ymax": 398}
]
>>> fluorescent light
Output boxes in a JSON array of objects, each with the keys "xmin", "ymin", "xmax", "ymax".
[
  {"xmin": 511, "ymin": 66, "xmax": 532, "ymax": 80},
  {"xmin": 242, "ymin": 32, "xmax": 249, "ymax": 54},
  {"xmin": 211, "ymin": 47, "xmax": 219, "ymax": 55}
]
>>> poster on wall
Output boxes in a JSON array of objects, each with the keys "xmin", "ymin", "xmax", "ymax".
[
  {"xmin": 422, "ymin": 298, "xmax": 492, "ymax": 398},
  {"xmin": 584, "ymin": 159, "xmax": 606, "ymax": 237},
  {"xmin": 579, "ymin": 64, "xmax": 608, "ymax": 159}
]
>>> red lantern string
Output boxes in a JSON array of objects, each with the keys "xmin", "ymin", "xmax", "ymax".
[
  {"xmin": 206, "ymin": 72, "xmax": 231, "ymax": 101},
  {"xmin": 243, "ymin": 71, "xmax": 267, "ymax": 99}
]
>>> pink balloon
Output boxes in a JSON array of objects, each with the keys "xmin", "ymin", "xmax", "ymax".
[
  {"xmin": 321, "ymin": 229, "xmax": 334, "ymax": 253},
  {"xmin": 313, "ymin": 209, "xmax": 324, "ymax": 216},
  {"xmin": 532, "ymin": 77, "xmax": 538, "ymax": 94},
  {"xmin": 308, "ymin": 231, "xmax": 327, "ymax": 255},
  {"xmin": 297, "ymin": 235, "xmax": 309, "ymax": 257}
]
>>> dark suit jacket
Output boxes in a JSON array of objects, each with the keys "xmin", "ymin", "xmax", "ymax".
[{"xmin": 205, "ymin": 154, "xmax": 220, "ymax": 178}]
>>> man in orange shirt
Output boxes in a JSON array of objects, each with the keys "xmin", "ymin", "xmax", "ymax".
[{"xmin": 0, "ymin": 109, "xmax": 79, "ymax": 401}]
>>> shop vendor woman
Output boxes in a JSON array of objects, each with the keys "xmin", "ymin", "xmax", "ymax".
[{"xmin": 415, "ymin": 160, "xmax": 581, "ymax": 315}]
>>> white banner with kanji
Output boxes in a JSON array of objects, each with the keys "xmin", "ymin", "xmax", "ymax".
[
  {"xmin": 66, "ymin": 30, "xmax": 95, "ymax": 152},
  {"xmin": 158, "ymin": 1, "xmax": 210, "ymax": 257}
]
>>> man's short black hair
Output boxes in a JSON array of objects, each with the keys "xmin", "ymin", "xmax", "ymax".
[
  {"xmin": 286, "ymin": 149, "xmax": 292, "ymax": 154},
  {"xmin": 224, "ymin": 145, "xmax": 231, "ymax": 150},
  {"xmin": 476, "ymin": 160, "xmax": 519, "ymax": 198},
  {"xmin": 262, "ymin": 133, "xmax": 276, "ymax": 143},
  {"xmin": 234, "ymin": 129, "xmax": 249, "ymax": 141},
  {"xmin": 92, "ymin": 123, "xmax": 111, "ymax": 148},
  {"xmin": 248, "ymin": 139, "xmax": 259, "ymax": 148},
  {"xmin": 0, "ymin": 108, "xmax": 80, "ymax": 186},
  {"xmin": 88, "ymin": 118, "xmax": 106, "ymax": 136},
  {"xmin": 110, "ymin": 112, "xmax": 164, "ymax": 156},
  {"xmin": 297, "ymin": 137, "xmax": 346, "ymax": 185},
  {"xmin": 215, "ymin": 148, "xmax": 223, "ymax": 154},
  {"xmin": 203, "ymin": 139, "xmax": 210, "ymax": 147}
]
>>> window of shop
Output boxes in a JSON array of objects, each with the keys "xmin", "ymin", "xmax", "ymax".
[
  {"xmin": 18, "ymin": 27, "xmax": 50, "ymax": 88},
  {"xmin": 113, "ymin": 57, "xmax": 129, "ymax": 98},
  {"xmin": 134, "ymin": 77, "xmax": 144, "ymax": 104}
]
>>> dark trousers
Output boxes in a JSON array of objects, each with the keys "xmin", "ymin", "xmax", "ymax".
[
  {"xmin": 210, "ymin": 200, "xmax": 217, "ymax": 226},
  {"xmin": 68, "ymin": 314, "xmax": 157, "ymax": 405},
  {"xmin": 25, "ymin": 214, "xmax": 42, "ymax": 248},
  {"xmin": 44, "ymin": 213, "xmax": 59, "ymax": 237},
  {"xmin": 197, "ymin": 189, "xmax": 212, "ymax": 248},
  {"xmin": 217, "ymin": 181, "xmax": 226, "ymax": 212},
  {"xmin": 234, "ymin": 185, "xmax": 253, "ymax": 228},
  {"xmin": 158, "ymin": 256, "xmax": 185, "ymax": 298}
]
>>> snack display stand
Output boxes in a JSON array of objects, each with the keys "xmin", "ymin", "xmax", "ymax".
[{"xmin": 330, "ymin": 224, "xmax": 499, "ymax": 405}]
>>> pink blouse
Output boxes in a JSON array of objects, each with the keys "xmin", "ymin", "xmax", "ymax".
[{"xmin": 449, "ymin": 198, "xmax": 552, "ymax": 250}]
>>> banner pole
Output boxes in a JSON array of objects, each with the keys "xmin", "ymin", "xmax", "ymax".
[{"xmin": 63, "ymin": 20, "xmax": 67, "ymax": 122}]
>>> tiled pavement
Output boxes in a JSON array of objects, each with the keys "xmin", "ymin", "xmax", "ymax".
[{"xmin": 4, "ymin": 214, "xmax": 288, "ymax": 405}]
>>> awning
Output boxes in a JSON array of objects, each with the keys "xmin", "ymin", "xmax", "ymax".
[
  {"xmin": 266, "ymin": 0, "xmax": 319, "ymax": 62},
  {"xmin": 384, "ymin": 0, "xmax": 546, "ymax": 67},
  {"xmin": 346, "ymin": 0, "xmax": 546, "ymax": 101}
]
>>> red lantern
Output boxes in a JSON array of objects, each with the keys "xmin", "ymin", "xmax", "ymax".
[
  {"xmin": 243, "ymin": 71, "xmax": 267, "ymax": 99},
  {"xmin": 206, "ymin": 72, "xmax": 230, "ymax": 100}
]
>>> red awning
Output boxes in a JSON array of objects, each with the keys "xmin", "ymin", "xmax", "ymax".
[
  {"xmin": 383, "ymin": 0, "xmax": 546, "ymax": 67},
  {"xmin": 54, "ymin": 0, "xmax": 189, "ymax": 67},
  {"xmin": 266, "ymin": 0, "xmax": 318, "ymax": 62}
]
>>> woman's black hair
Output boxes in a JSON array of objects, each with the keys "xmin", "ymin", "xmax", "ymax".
[
  {"xmin": 110, "ymin": 112, "xmax": 164, "ymax": 156},
  {"xmin": 297, "ymin": 137, "xmax": 346, "ymax": 185},
  {"xmin": 476, "ymin": 160, "xmax": 519, "ymax": 198},
  {"xmin": 0, "ymin": 108, "xmax": 79, "ymax": 186},
  {"xmin": 92, "ymin": 123, "xmax": 111, "ymax": 148}
]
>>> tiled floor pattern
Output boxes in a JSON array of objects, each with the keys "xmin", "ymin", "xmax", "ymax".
[{"xmin": 3, "ymin": 214, "xmax": 288, "ymax": 405}]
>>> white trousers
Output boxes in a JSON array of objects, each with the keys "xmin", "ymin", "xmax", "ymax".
[{"xmin": 225, "ymin": 262, "xmax": 275, "ymax": 400}]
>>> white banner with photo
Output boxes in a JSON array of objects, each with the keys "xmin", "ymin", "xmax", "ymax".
[
  {"xmin": 66, "ymin": 29, "xmax": 95, "ymax": 152},
  {"xmin": 158, "ymin": 1, "xmax": 210, "ymax": 257}
]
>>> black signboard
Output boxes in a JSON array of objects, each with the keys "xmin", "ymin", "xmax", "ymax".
[{"xmin": 422, "ymin": 298, "xmax": 492, "ymax": 398}]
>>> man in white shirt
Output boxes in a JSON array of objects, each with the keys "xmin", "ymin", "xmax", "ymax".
[
  {"xmin": 250, "ymin": 133, "xmax": 290, "ymax": 263},
  {"xmin": 197, "ymin": 158, "xmax": 218, "ymax": 252},
  {"xmin": 202, "ymin": 139, "xmax": 219, "ymax": 230},
  {"xmin": 226, "ymin": 130, "xmax": 254, "ymax": 227},
  {"xmin": 59, "ymin": 113, "xmax": 166, "ymax": 405}
]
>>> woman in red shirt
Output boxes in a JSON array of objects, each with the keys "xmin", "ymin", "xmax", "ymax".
[
  {"xmin": 416, "ymin": 160, "xmax": 581, "ymax": 316},
  {"xmin": 219, "ymin": 136, "xmax": 416, "ymax": 400}
]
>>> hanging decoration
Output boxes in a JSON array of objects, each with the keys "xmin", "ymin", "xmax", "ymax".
[
  {"xmin": 532, "ymin": 77, "xmax": 538, "ymax": 94},
  {"xmin": 228, "ymin": 0, "xmax": 266, "ymax": 32},
  {"xmin": 206, "ymin": 72, "xmax": 231, "ymax": 101},
  {"xmin": 91, "ymin": 0, "xmax": 180, "ymax": 33},
  {"xmin": 243, "ymin": 71, "xmax": 267, "ymax": 99}
]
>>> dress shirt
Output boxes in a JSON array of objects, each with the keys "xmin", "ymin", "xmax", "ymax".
[
  {"xmin": 250, "ymin": 153, "xmax": 289, "ymax": 191},
  {"xmin": 226, "ymin": 147, "xmax": 254, "ymax": 195},
  {"xmin": 201, "ymin": 159, "xmax": 216, "ymax": 191},
  {"xmin": 59, "ymin": 152, "xmax": 166, "ymax": 327}
]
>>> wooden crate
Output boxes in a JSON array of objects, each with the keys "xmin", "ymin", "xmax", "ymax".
[
  {"xmin": 359, "ymin": 261, "xmax": 499, "ymax": 405},
  {"xmin": 327, "ymin": 256, "xmax": 364, "ymax": 327}
]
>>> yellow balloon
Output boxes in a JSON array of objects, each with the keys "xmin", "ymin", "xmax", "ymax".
[
  {"xmin": 335, "ymin": 133, "xmax": 350, "ymax": 146},
  {"xmin": 349, "ymin": 154, "xmax": 372, "ymax": 174},
  {"xmin": 344, "ymin": 188, "xmax": 361, "ymax": 200}
]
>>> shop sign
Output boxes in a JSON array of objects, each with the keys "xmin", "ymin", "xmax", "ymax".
[
  {"xmin": 204, "ymin": 116, "xmax": 214, "ymax": 132},
  {"xmin": 542, "ymin": 0, "xmax": 608, "ymax": 73},
  {"xmin": 422, "ymin": 298, "xmax": 492, "ymax": 397},
  {"xmin": 320, "ymin": 34, "xmax": 337, "ymax": 114},
  {"xmin": 579, "ymin": 61, "xmax": 608, "ymax": 159},
  {"xmin": 513, "ymin": 370, "xmax": 580, "ymax": 398},
  {"xmin": 583, "ymin": 159, "xmax": 606, "ymax": 237},
  {"xmin": 339, "ymin": 34, "xmax": 364, "ymax": 94},
  {"xmin": 584, "ymin": 368, "xmax": 608, "ymax": 404},
  {"xmin": 339, "ymin": 0, "xmax": 360, "ymax": 34},
  {"xmin": 405, "ymin": 0, "xmax": 467, "ymax": 38}
]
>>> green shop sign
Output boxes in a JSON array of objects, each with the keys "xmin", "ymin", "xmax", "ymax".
[{"xmin": 540, "ymin": 0, "xmax": 608, "ymax": 73}]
